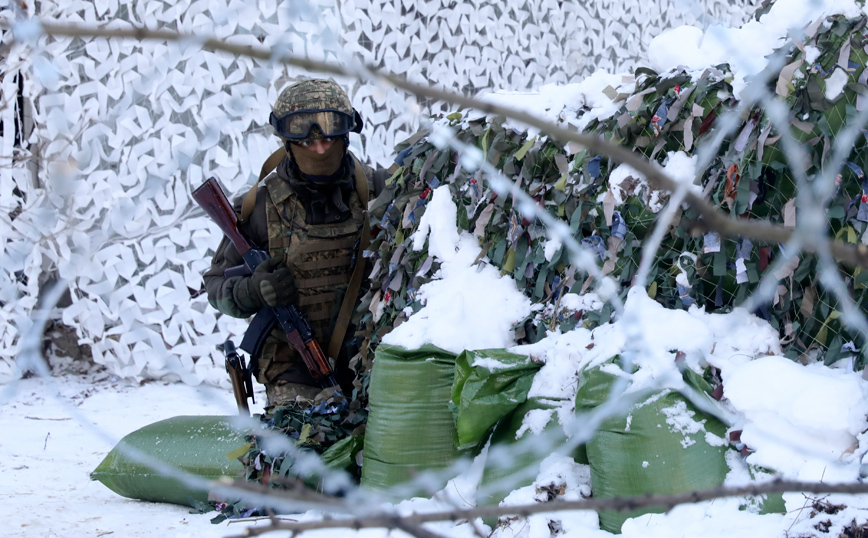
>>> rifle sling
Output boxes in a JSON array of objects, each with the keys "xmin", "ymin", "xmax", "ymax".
[
  {"xmin": 328, "ymin": 156, "xmax": 370, "ymax": 361},
  {"xmin": 241, "ymin": 146, "xmax": 287, "ymax": 222}
]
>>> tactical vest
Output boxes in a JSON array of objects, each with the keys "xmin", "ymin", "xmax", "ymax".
[{"xmin": 256, "ymin": 171, "xmax": 366, "ymax": 384}]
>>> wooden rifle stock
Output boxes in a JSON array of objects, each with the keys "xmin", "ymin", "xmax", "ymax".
[
  {"xmin": 192, "ymin": 178, "xmax": 252, "ymax": 256},
  {"xmin": 222, "ymin": 339, "xmax": 252, "ymax": 415},
  {"xmin": 194, "ymin": 177, "xmax": 339, "ymax": 390}
]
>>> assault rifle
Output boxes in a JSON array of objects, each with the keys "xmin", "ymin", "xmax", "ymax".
[
  {"xmin": 221, "ymin": 339, "xmax": 254, "ymax": 414},
  {"xmin": 192, "ymin": 177, "xmax": 339, "ymax": 390}
]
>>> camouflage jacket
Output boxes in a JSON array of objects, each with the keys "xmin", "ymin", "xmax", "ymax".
[{"xmin": 204, "ymin": 153, "xmax": 387, "ymax": 387}]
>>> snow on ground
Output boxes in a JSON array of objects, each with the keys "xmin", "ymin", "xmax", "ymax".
[
  {"xmin": 8, "ymin": 327, "xmax": 868, "ymax": 538},
  {"xmin": 1, "ymin": 357, "xmax": 268, "ymax": 538}
]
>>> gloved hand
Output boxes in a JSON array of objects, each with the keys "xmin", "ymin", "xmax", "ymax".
[{"xmin": 248, "ymin": 257, "xmax": 298, "ymax": 308}]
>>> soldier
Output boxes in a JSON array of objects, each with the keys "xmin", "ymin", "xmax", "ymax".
[{"xmin": 204, "ymin": 79, "xmax": 387, "ymax": 407}]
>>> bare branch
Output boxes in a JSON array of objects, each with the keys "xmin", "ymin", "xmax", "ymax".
[
  {"xmin": 392, "ymin": 519, "xmax": 450, "ymax": 538},
  {"xmin": 226, "ymin": 479, "xmax": 868, "ymax": 536},
  {"xmin": 221, "ymin": 477, "xmax": 346, "ymax": 510},
  {"xmin": 10, "ymin": 18, "xmax": 868, "ymax": 267}
]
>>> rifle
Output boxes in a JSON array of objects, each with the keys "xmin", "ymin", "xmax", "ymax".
[
  {"xmin": 221, "ymin": 339, "xmax": 254, "ymax": 414},
  {"xmin": 193, "ymin": 177, "xmax": 339, "ymax": 390}
]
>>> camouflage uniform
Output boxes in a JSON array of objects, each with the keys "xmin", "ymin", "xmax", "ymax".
[{"xmin": 204, "ymin": 79, "xmax": 387, "ymax": 406}]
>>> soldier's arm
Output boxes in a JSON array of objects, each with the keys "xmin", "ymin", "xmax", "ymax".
[{"xmin": 203, "ymin": 187, "xmax": 271, "ymax": 318}]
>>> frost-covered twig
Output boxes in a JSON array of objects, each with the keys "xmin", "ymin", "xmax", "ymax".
[
  {"xmin": 11, "ymin": 19, "xmax": 868, "ymax": 268},
  {"xmin": 227, "ymin": 478, "xmax": 868, "ymax": 537}
]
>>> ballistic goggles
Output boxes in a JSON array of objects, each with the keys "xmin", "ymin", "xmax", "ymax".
[{"xmin": 269, "ymin": 108, "xmax": 363, "ymax": 140}]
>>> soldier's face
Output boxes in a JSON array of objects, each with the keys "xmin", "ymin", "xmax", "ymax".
[{"xmin": 294, "ymin": 137, "xmax": 337, "ymax": 155}]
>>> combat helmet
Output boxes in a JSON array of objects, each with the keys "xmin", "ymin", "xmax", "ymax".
[{"xmin": 269, "ymin": 79, "xmax": 364, "ymax": 143}]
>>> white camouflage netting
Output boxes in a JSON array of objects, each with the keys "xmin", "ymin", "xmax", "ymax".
[{"xmin": 0, "ymin": 0, "xmax": 758, "ymax": 385}]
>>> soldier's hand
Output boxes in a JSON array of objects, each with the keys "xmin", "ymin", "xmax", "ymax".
[{"xmin": 250, "ymin": 257, "xmax": 299, "ymax": 307}]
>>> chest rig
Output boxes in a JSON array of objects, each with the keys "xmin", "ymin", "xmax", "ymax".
[{"xmin": 263, "ymin": 172, "xmax": 365, "ymax": 339}]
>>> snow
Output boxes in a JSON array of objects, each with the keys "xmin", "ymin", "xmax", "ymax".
[
  {"xmin": 478, "ymin": 71, "xmax": 629, "ymax": 135},
  {"xmin": 481, "ymin": 0, "xmax": 868, "ymax": 119},
  {"xmin": 604, "ymin": 162, "xmax": 646, "ymax": 205},
  {"xmin": 648, "ymin": 0, "xmax": 867, "ymax": 96},
  {"xmin": 383, "ymin": 186, "xmax": 532, "ymax": 353},
  {"xmin": 722, "ymin": 355, "xmax": 868, "ymax": 478},
  {"xmin": 825, "ymin": 68, "xmax": 850, "ymax": 100},
  {"xmin": 543, "ymin": 234, "xmax": 562, "ymax": 262},
  {"xmin": 619, "ymin": 498, "xmax": 784, "ymax": 537},
  {"xmin": 660, "ymin": 400, "xmax": 705, "ymax": 448},
  {"xmin": 2, "ymin": 358, "xmax": 263, "ymax": 538}
]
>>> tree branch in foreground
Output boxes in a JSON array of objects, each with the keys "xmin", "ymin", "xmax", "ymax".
[
  {"xmin": 11, "ymin": 19, "xmax": 868, "ymax": 268},
  {"xmin": 227, "ymin": 478, "xmax": 868, "ymax": 537}
]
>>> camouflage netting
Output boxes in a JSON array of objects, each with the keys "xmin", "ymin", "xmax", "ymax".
[{"xmin": 354, "ymin": 10, "xmax": 868, "ymax": 373}]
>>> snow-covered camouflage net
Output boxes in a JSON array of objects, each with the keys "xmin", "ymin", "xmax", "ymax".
[{"xmin": 0, "ymin": 0, "xmax": 759, "ymax": 384}]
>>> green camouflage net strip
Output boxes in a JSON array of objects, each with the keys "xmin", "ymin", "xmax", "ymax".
[
  {"xmin": 352, "ymin": 12, "xmax": 868, "ymax": 369},
  {"xmin": 210, "ymin": 391, "xmax": 366, "ymax": 523}
]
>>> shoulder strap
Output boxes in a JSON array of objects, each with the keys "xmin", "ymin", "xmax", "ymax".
[
  {"xmin": 351, "ymin": 154, "xmax": 369, "ymax": 207},
  {"xmin": 240, "ymin": 146, "xmax": 286, "ymax": 221},
  {"xmin": 328, "ymin": 156, "xmax": 372, "ymax": 361}
]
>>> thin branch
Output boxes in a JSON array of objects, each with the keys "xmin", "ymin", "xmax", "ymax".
[
  {"xmin": 10, "ymin": 19, "xmax": 868, "ymax": 268},
  {"xmin": 392, "ymin": 519, "xmax": 449, "ymax": 538},
  {"xmin": 227, "ymin": 479, "xmax": 868, "ymax": 537},
  {"xmin": 221, "ymin": 478, "xmax": 346, "ymax": 509},
  {"xmin": 225, "ymin": 516, "xmax": 298, "ymax": 525}
]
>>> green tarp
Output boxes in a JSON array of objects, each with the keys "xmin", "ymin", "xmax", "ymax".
[
  {"xmin": 90, "ymin": 415, "xmax": 248, "ymax": 508},
  {"xmin": 321, "ymin": 434, "xmax": 364, "ymax": 473}
]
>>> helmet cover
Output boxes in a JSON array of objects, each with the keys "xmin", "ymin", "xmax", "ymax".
[{"xmin": 271, "ymin": 79, "xmax": 362, "ymax": 142}]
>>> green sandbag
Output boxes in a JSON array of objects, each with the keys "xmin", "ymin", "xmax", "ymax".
[
  {"xmin": 478, "ymin": 397, "xmax": 585, "ymax": 508},
  {"xmin": 451, "ymin": 349, "xmax": 541, "ymax": 450},
  {"xmin": 577, "ymin": 364, "xmax": 730, "ymax": 533},
  {"xmin": 361, "ymin": 344, "xmax": 463, "ymax": 493},
  {"xmin": 91, "ymin": 415, "xmax": 247, "ymax": 508}
]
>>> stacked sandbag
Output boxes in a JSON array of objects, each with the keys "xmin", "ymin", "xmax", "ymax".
[
  {"xmin": 362, "ymin": 346, "xmax": 542, "ymax": 496},
  {"xmin": 451, "ymin": 349, "xmax": 542, "ymax": 450},
  {"xmin": 361, "ymin": 344, "xmax": 464, "ymax": 493},
  {"xmin": 478, "ymin": 397, "xmax": 586, "ymax": 508},
  {"xmin": 575, "ymin": 363, "xmax": 730, "ymax": 533}
]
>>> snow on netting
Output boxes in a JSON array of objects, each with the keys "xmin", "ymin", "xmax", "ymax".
[{"xmin": 0, "ymin": 0, "xmax": 759, "ymax": 384}]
